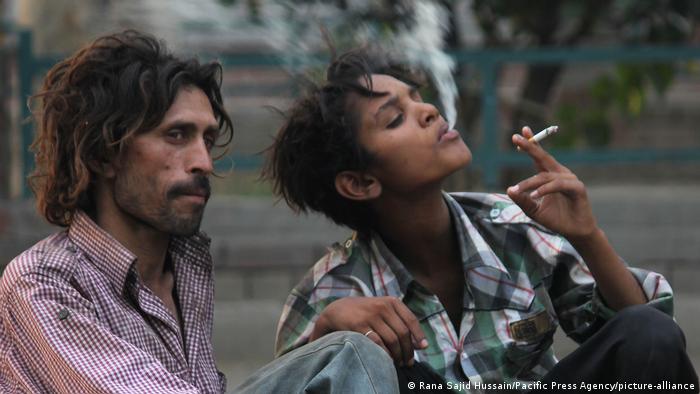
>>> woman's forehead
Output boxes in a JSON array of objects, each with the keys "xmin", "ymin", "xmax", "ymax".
[{"xmin": 359, "ymin": 73, "xmax": 409, "ymax": 92}]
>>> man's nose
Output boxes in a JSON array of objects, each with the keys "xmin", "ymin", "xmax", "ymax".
[{"xmin": 187, "ymin": 138, "xmax": 214, "ymax": 176}]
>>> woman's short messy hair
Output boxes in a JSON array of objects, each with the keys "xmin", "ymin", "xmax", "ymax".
[
  {"xmin": 263, "ymin": 48, "xmax": 419, "ymax": 234},
  {"xmin": 29, "ymin": 30, "xmax": 234, "ymax": 227}
]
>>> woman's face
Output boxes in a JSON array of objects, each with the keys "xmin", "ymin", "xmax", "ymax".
[{"xmin": 353, "ymin": 74, "xmax": 471, "ymax": 194}]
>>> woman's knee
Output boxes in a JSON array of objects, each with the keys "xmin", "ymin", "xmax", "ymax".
[{"xmin": 611, "ymin": 304, "xmax": 685, "ymax": 351}]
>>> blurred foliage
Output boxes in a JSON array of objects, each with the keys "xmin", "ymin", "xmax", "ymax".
[{"xmin": 472, "ymin": 0, "xmax": 700, "ymax": 148}]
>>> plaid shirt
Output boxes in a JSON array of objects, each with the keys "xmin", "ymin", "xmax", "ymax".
[
  {"xmin": 276, "ymin": 192, "xmax": 673, "ymax": 390},
  {"xmin": 0, "ymin": 211, "xmax": 225, "ymax": 393}
]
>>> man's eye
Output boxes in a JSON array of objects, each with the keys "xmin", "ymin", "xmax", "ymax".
[
  {"xmin": 387, "ymin": 114, "xmax": 403, "ymax": 129},
  {"xmin": 204, "ymin": 135, "xmax": 216, "ymax": 150},
  {"xmin": 168, "ymin": 129, "xmax": 185, "ymax": 140}
]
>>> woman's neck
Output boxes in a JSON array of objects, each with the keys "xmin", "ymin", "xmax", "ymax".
[{"xmin": 373, "ymin": 190, "xmax": 460, "ymax": 277}]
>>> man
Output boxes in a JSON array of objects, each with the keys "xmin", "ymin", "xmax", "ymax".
[{"xmin": 0, "ymin": 31, "xmax": 399, "ymax": 393}]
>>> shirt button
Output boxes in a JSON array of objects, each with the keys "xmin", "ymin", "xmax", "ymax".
[
  {"xmin": 461, "ymin": 352, "xmax": 468, "ymax": 359},
  {"xmin": 58, "ymin": 309, "xmax": 70, "ymax": 320},
  {"xmin": 344, "ymin": 239, "xmax": 353, "ymax": 249},
  {"xmin": 489, "ymin": 208, "xmax": 501, "ymax": 218}
]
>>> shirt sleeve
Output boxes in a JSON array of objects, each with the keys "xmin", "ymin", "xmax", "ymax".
[
  {"xmin": 531, "ymin": 227, "xmax": 674, "ymax": 343},
  {"xmin": 274, "ymin": 290, "xmax": 321, "ymax": 358},
  {"xmin": 0, "ymin": 272, "xmax": 200, "ymax": 394},
  {"xmin": 274, "ymin": 254, "xmax": 372, "ymax": 358}
]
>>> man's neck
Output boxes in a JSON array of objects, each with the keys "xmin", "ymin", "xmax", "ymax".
[{"xmin": 94, "ymin": 201, "xmax": 170, "ymax": 288}]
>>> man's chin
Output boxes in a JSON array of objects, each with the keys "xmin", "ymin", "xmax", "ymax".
[{"xmin": 162, "ymin": 212, "xmax": 205, "ymax": 237}]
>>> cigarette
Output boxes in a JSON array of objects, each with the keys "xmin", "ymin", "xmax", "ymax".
[
  {"xmin": 530, "ymin": 125, "xmax": 559, "ymax": 143},
  {"xmin": 517, "ymin": 125, "xmax": 559, "ymax": 150}
]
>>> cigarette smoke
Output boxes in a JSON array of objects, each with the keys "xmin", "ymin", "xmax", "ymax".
[
  {"xmin": 261, "ymin": 0, "xmax": 459, "ymax": 128},
  {"xmin": 390, "ymin": 1, "xmax": 458, "ymax": 129}
]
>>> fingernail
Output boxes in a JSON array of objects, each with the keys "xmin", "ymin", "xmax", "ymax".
[
  {"xmin": 408, "ymin": 358, "xmax": 415, "ymax": 367},
  {"xmin": 508, "ymin": 185, "xmax": 519, "ymax": 193},
  {"xmin": 530, "ymin": 190, "xmax": 539, "ymax": 199},
  {"xmin": 420, "ymin": 339, "xmax": 429, "ymax": 348},
  {"xmin": 514, "ymin": 134, "xmax": 524, "ymax": 141}
]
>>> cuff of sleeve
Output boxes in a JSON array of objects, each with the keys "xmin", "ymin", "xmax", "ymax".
[{"xmin": 591, "ymin": 267, "xmax": 675, "ymax": 320}]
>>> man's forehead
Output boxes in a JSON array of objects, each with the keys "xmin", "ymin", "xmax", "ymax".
[{"xmin": 160, "ymin": 87, "xmax": 217, "ymax": 124}]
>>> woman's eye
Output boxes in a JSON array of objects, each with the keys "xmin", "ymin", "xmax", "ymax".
[{"xmin": 387, "ymin": 114, "xmax": 403, "ymax": 129}]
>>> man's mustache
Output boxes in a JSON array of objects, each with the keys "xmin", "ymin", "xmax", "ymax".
[{"xmin": 167, "ymin": 175, "xmax": 211, "ymax": 201}]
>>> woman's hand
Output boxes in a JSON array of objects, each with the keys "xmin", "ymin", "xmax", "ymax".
[
  {"xmin": 310, "ymin": 296, "xmax": 428, "ymax": 366},
  {"xmin": 507, "ymin": 126, "xmax": 598, "ymax": 242}
]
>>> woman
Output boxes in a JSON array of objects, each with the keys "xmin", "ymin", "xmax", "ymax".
[{"xmin": 264, "ymin": 48, "xmax": 696, "ymax": 389}]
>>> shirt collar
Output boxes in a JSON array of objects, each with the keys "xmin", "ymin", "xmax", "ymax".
[
  {"xmin": 442, "ymin": 192, "xmax": 511, "ymax": 275},
  {"xmin": 369, "ymin": 193, "xmax": 533, "ymax": 310},
  {"xmin": 67, "ymin": 210, "xmax": 213, "ymax": 292},
  {"xmin": 68, "ymin": 210, "xmax": 138, "ymax": 292}
]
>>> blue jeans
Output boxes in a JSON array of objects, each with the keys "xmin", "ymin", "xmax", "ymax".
[{"xmin": 233, "ymin": 331, "xmax": 399, "ymax": 394}]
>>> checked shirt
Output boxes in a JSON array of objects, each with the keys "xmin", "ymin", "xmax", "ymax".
[
  {"xmin": 275, "ymin": 192, "xmax": 673, "ymax": 388},
  {"xmin": 0, "ymin": 211, "xmax": 225, "ymax": 393}
]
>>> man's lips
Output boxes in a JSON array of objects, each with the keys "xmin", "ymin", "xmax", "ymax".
[{"xmin": 176, "ymin": 189, "xmax": 210, "ymax": 202}]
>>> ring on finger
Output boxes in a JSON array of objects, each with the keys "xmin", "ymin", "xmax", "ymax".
[{"xmin": 364, "ymin": 329, "xmax": 375, "ymax": 337}]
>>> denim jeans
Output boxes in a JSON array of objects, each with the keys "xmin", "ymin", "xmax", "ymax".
[{"xmin": 233, "ymin": 331, "xmax": 399, "ymax": 394}]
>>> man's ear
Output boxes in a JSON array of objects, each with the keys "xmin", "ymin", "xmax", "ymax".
[
  {"xmin": 335, "ymin": 171, "xmax": 382, "ymax": 201},
  {"xmin": 88, "ymin": 158, "xmax": 117, "ymax": 179}
]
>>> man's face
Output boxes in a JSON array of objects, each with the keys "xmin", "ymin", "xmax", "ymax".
[{"xmin": 112, "ymin": 86, "xmax": 219, "ymax": 236}]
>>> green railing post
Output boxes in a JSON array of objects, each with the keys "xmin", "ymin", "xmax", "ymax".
[
  {"xmin": 18, "ymin": 30, "xmax": 34, "ymax": 198},
  {"xmin": 477, "ymin": 59, "xmax": 500, "ymax": 190}
]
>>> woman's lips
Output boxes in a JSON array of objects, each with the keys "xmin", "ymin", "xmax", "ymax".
[{"xmin": 439, "ymin": 129, "xmax": 460, "ymax": 142}]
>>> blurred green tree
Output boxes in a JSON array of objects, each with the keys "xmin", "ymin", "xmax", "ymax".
[{"xmin": 471, "ymin": 0, "xmax": 700, "ymax": 147}]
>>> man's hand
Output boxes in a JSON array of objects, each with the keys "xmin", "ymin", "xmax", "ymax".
[
  {"xmin": 310, "ymin": 297, "xmax": 429, "ymax": 366},
  {"xmin": 507, "ymin": 126, "xmax": 598, "ymax": 242}
]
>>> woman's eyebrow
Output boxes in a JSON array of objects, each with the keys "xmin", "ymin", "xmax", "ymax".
[{"xmin": 374, "ymin": 95, "xmax": 399, "ymax": 122}]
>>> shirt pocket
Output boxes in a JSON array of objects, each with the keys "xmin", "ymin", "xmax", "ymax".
[{"xmin": 504, "ymin": 308, "xmax": 557, "ymax": 380}]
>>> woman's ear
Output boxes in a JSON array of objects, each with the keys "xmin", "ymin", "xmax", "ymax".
[{"xmin": 335, "ymin": 171, "xmax": 382, "ymax": 201}]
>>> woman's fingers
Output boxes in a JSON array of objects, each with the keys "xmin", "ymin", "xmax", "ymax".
[
  {"xmin": 513, "ymin": 126, "xmax": 569, "ymax": 174},
  {"xmin": 372, "ymin": 320, "xmax": 405, "ymax": 365},
  {"xmin": 362, "ymin": 327, "xmax": 391, "ymax": 356},
  {"xmin": 511, "ymin": 172, "xmax": 576, "ymax": 195},
  {"xmin": 383, "ymin": 312, "xmax": 415, "ymax": 366},
  {"xmin": 391, "ymin": 299, "xmax": 428, "ymax": 350},
  {"xmin": 507, "ymin": 172, "xmax": 583, "ymax": 212},
  {"xmin": 530, "ymin": 177, "xmax": 585, "ymax": 200}
]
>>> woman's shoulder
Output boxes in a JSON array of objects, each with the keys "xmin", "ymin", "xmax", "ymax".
[{"xmin": 290, "ymin": 233, "xmax": 374, "ymax": 298}]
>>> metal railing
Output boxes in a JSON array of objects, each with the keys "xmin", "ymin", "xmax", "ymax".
[{"xmin": 12, "ymin": 29, "xmax": 700, "ymax": 196}]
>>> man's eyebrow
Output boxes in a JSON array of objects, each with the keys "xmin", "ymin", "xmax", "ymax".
[{"xmin": 162, "ymin": 120, "xmax": 219, "ymax": 134}]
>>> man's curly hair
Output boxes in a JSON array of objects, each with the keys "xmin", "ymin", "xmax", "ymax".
[
  {"xmin": 29, "ymin": 30, "xmax": 234, "ymax": 227},
  {"xmin": 263, "ymin": 48, "xmax": 419, "ymax": 234}
]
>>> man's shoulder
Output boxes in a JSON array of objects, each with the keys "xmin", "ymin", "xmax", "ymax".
[{"xmin": 1, "ymin": 231, "xmax": 78, "ymax": 291}]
